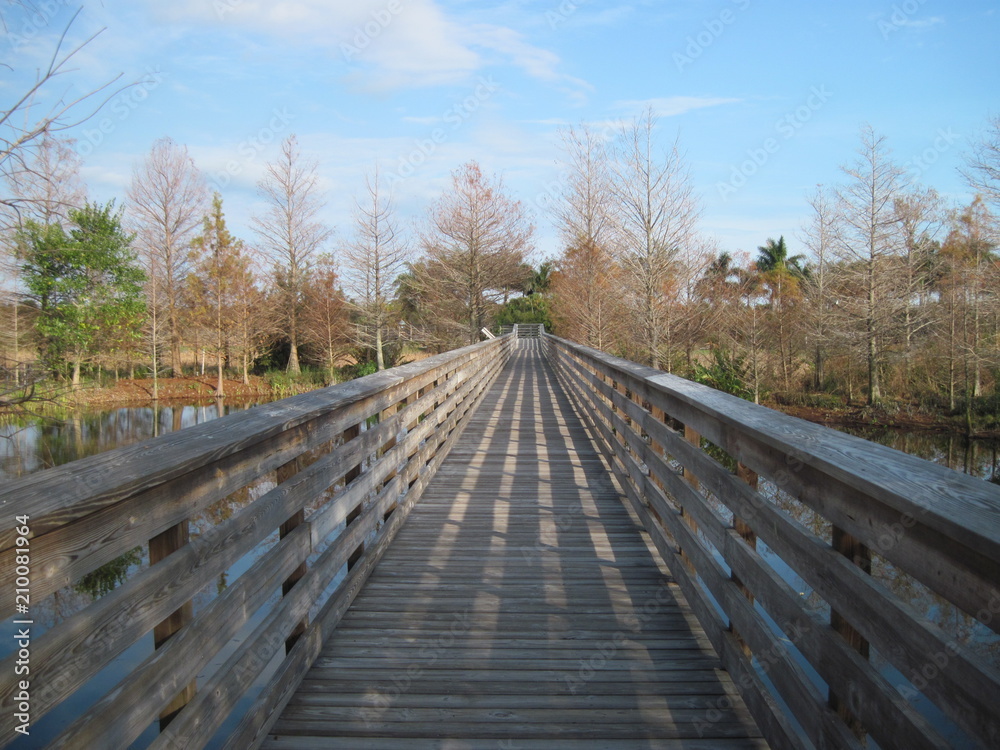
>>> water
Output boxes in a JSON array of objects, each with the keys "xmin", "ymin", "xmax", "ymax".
[
  {"xmin": 0, "ymin": 401, "xmax": 263, "ymax": 481},
  {"xmin": 835, "ymin": 425, "xmax": 1000, "ymax": 483}
]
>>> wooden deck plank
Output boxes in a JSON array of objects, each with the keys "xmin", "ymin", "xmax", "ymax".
[{"xmin": 262, "ymin": 346, "xmax": 766, "ymax": 748}]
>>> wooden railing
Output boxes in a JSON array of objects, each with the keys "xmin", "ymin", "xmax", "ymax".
[
  {"xmin": 0, "ymin": 336, "xmax": 512, "ymax": 749},
  {"xmin": 545, "ymin": 333, "xmax": 1000, "ymax": 750},
  {"xmin": 513, "ymin": 323, "xmax": 545, "ymax": 338}
]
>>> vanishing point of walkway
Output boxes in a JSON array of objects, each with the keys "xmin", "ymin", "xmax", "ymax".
[{"xmin": 263, "ymin": 344, "xmax": 767, "ymax": 749}]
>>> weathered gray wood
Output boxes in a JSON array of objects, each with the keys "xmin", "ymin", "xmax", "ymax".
[
  {"xmin": 0, "ymin": 336, "xmax": 513, "ymax": 747},
  {"xmin": 227, "ymin": 350, "xmax": 504, "ymax": 750},
  {"xmin": 556, "ymin": 354, "xmax": 946, "ymax": 747},
  {"xmin": 0, "ymin": 339, "xmax": 508, "ymax": 614},
  {"xmin": 262, "ymin": 347, "xmax": 762, "ymax": 749},
  {"xmin": 46, "ymin": 523, "xmax": 312, "ymax": 750},
  {"xmin": 153, "ymin": 483, "xmax": 401, "ymax": 749},
  {"xmin": 555, "ymin": 359, "xmax": 800, "ymax": 750},
  {"xmin": 263, "ymin": 740, "xmax": 767, "ymax": 750},
  {"xmin": 549, "ymin": 336, "xmax": 1000, "ymax": 630},
  {"xmin": 548, "ymin": 334, "xmax": 1000, "ymax": 750},
  {"xmin": 0, "ymin": 339, "xmax": 505, "ymax": 538},
  {"xmin": 149, "ymin": 520, "xmax": 196, "ymax": 728}
]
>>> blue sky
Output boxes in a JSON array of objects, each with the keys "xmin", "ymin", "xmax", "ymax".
[{"xmin": 4, "ymin": 0, "xmax": 998, "ymax": 263}]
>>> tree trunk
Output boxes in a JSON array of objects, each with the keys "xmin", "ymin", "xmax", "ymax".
[
  {"xmin": 12, "ymin": 299, "xmax": 19, "ymax": 387},
  {"xmin": 216, "ymin": 328, "xmax": 225, "ymax": 398},
  {"xmin": 867, "ymin": 267, "xmax": 880, "ymax": 405},
  {"xmin": 169, "ymin": 301, "xmax": 181, "ymax": 376},
  {"xmin": 375, "ymin": 325, "xmax": 385, "ymax": 371},
  {"xmin": 287, "ymin": 317, "xmax": 301, "ymax": 375}
]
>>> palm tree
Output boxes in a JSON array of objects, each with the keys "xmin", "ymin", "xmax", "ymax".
[
  {"xmin": 755, "ymin": 236, "xmax": 807, "ymax": 277},
  {"xmin": 755, "ymin": 236, "xmax": 806, "ymax": 390}
]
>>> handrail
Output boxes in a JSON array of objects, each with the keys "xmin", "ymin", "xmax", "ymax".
[
  {"xmin": 544, "ymin": 332, "xmax": 1000, "ymax": 750},
  {"xmin": 513, "ymin": 323, "xmax": 544, "ymax": 338},
  {"xmin": 0, "ymin": 335, "xmax": 513, "ymax": 749}
]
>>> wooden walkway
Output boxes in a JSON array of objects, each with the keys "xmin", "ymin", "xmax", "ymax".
[{"xmin": 263, "ymin": 343, "xmax": 767, "ymax": 749}]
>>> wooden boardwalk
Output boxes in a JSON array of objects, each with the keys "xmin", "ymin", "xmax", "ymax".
[{"xmin": 263, "ymin": 343, "xmax": 767, "ymax": 749}]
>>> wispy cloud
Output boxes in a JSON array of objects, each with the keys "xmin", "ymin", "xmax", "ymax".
[
  {"xmin": 147, "ymin": 0, "xmax": 588, "ymax": 96},
  {"xmin": 614, "ymin": 96, "xmax": 742, "ymax": 118},
  {"xmin": 895, "ymin": 15, "xmax": 945, "ymax": 30}
]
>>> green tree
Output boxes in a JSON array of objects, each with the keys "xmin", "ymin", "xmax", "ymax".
[{"xmin": 20, "ymin": 202, "xmax": 145, "ymax": 387}]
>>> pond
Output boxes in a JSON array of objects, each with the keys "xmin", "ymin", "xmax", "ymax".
[{"xmin": 0, "ymin": 400, "xmax": 262, "ymax": 481}]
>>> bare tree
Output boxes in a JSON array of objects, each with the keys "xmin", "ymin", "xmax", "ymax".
[
  {"xmin": 301, "ymin": 254, "xmax": 349, "ymax": 381},
  {"xmin": 127, "ymin": 137, "xmax": 208, "ymax": 377},
  {"xmin": 801, "ymin": 186, "xmax": 837, "ymax": 390},
  {"xmin": 611, "ymin": 108, "xmax": 700, "ymax": 370},
  {"xmin": 551, "ymin": 124, "xmax": 621, "ymax": 349},
  {"xmin": 253, "ymin": 134, "xmax": 331, "ymax": 375},
  {"xmin": 1, "ymin": 7, "xmax": 124, "ymax": 223},
  {"xmin": 419, "ymin": 162, "xmax": 534, "ymax": 345},
  {"xmin": 230, "ymin": 247, "xmax": 270, "ymax": 386},
  {"xmin": 342, "ymin": 166, "xmax": 408, "ymax": 370},
  {"xmin": 834, "ymin": 124, "xmax": 908, "ymax": 404},
  {"xmin": 941, "ymin": 198, "xmax": 996, "ymax": 411},
  {"xmin": 961, "ymin": 114, "xmax": 1000, "ymax": 213},
  {"xmin": 894, "ymin": 186, "xmax": 943, "ymax": 389},
  {"xmin": 3, "ymin": 135, "xmax": 86, "ymax": 227}
]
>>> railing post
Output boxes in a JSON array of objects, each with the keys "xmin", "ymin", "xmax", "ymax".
[
  {"xmin": 830, "ymin": 526, "xmax": 870, "ymax": 738},
  {"xmin": 342, "ymin": 423, "xmax": 365, "ymax": 570},
  {"xmin": 276, "ymin": 455, "xmax": 308, "ymax": 653},
  {"xmin": 732, "ymin": 463, "xmax": 758, "ymax": 654},
  {"xmin": 149, "ymin": 521, "xmax": 195, "ymax": 729},
  {"xmin": 680, "ymin": 425, "xmax": 701, "ymax": 574}
]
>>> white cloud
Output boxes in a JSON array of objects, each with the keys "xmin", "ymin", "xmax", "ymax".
[
  {"xmin": 614, "ymin": 96, "xmax": 742, "ymax": 118},
  {"xmin": 145, "ymin": 0, "xmax": 587, "ymax": 95},
  {"xmin": 896, "ymin": 16, "xmax": 945, "ymax": 30}
]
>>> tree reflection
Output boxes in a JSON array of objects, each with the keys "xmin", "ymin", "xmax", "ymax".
[{"xmin": 74, "ymin": 547, "xmax": 143, "ymax": 599}]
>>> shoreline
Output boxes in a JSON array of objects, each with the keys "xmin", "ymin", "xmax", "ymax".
[
  {"xmin": 772, "ymin": 403, "xmax": 1000, "ymax": 439},
  {"xmin": 56, "ymin": 376, "xmax": 325, "ymax": 409},
  {"xmin": 16, "ymin": 377, "xmax": 1000, "ymax": 439}
]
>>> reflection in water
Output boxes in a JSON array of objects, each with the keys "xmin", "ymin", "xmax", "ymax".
[
  {"xmin": 839, "ymin": 425, "xmax": 1000, "ymax": 482},
  {"xmin": 75, "ymin": 548, "xmax": 144, "ymax": 599},
  {"xmin": 0, "ymin": 400, "xmax": 262, "ymax": 481}
]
